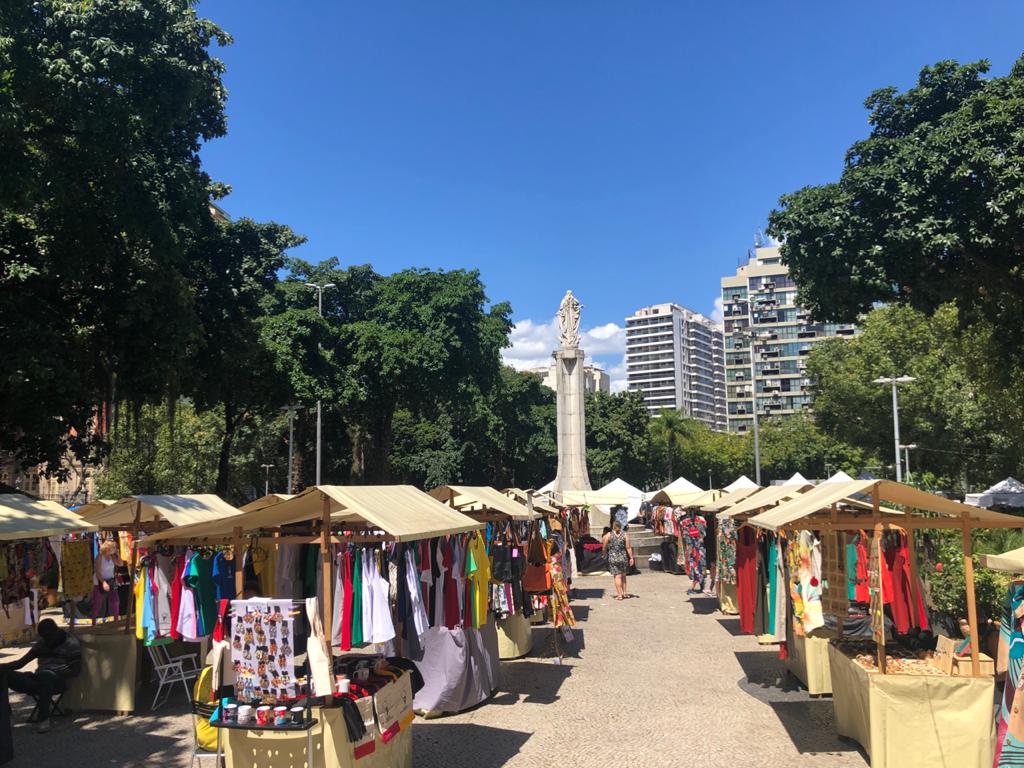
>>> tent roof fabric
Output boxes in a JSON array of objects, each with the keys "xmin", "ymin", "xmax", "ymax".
[
  {"xmin": 786, "ymin": 472, "xmax": 811, "ymax": 485},
  {"xmin": 145, "ymin": 485, "xmax": 482, "ymax": 544},
  {"xmin": 659, "ymin": 477, "xmax": 703, "ymax": 496},
  {"xmin": 701, "ymin": 485, "xmax": 762, "ymax": 512},
  {"xmin": 981, "ymin": 547, "xmax": 1024, "ymax": 572},
  {"xmin": 649, "ymin": 489, "xmax": 719, "ymax": 507},
  {"xmin": 749, "ymin": 479, "xmax": 1024, "ymax": 532},
  {"xmin": 429, "ymin": 486, "xmax": 539, "ymax": 520},
  {"xmin": 724, "ymin": 475, "xmax": 758, "ymax": 493},
  {"xmin": 503, "ymin": 488, "xmax": 560, "ymax": 516},
  {"xmin": 84, "ymin": 494, "xmax": 244, "ymax": 528},
  {"xmin": 240, "ymin": 494, "xmax": 294, "ymax": 513},
  {"xmin": 598, "ymin": 478, "xmax": 645, "ymax": 496},
  {"xmin": 71, "ymin": 499, "xmax": 116, "ymax": 518},
  {"xmin": 559, "ymin": 489, "xmax": 631, "ymax": 507},
  {"xmin": 0, "ymin": 495, "xmax": 95, "ymax": 541},
  {"xmin": 720, "ymin": 483, "xmax": 812, "ymax": 518}
]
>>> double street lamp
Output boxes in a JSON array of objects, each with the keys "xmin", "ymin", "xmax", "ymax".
[
  {"xmin": 873, "ymin": 375, "xmax": 915, "ymax": 483},
  {"xmin": 260, "ymin": 463, "xmax": 274, "ymax": 496},
  {"xmin": 306, "ymin": 282, "xmax": 336, "ymax": 486}
]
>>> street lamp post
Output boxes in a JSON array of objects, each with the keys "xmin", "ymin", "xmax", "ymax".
[
  {"xmin": 282, "ymin": 405, "xmax": 303, "ymax": 494},
  {"xmin": 873, "ymin": 375, "xmax": 915, "ymax": 483},
  {"xmin": 900, "ymin": 443, "xmax": 918, "ymax": 484},
  {"xmin": 306, "ymin": 282, "xmax": 336, "ymax": 486},
  {"xmin": 260, "ymin": 463, "xmax": 274, "ymax": 496}
]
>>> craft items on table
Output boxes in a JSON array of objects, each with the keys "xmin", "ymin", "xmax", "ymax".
[{"xmin": 231, "ymin": 598, "xmax": 298, "ymax": 705}]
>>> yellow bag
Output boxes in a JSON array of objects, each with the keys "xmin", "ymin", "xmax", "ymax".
[{"xmin": 193, "ymin": 666, "xmax": 218, "ymax": 752}]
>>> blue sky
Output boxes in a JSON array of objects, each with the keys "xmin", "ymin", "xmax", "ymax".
[{"xmin": 198, "ymin": 1, "xmax": 1024, "ymax": 389}]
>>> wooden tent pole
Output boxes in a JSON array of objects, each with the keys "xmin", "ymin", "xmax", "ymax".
[
  {"xmin": 124, "ymin": 500, "xmax": 141, "ymax": 634},
  {"xmin": 233, "ymin": 526, "xmax": 244, "ymax": 598},
  {"xmin": 872, "ymin": 485, "xmax": 886, "ymax": 674},
  {"xmin": 962, "ymin": 512, "xmax": 981, "ymax": 676},
  {"xmin": 320, "ymin": 492, "xmax": 333, "ymax": 667}
]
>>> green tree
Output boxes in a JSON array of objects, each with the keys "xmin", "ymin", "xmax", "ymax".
[
  {"xmin": 187, "ymin": 218, "xmax": 305, "ymax": 495},
  {"xmin": 586, "ymin": 391, "xmax": 652, "ymax": 489},
  {"xmin": 647, "ymin": 409, "xmax": 691, "ymax": 485},
  {"xmin": 0, "ymin": 0, "xmax": 231, "ymax": 471},
  {"xmin": 757, "ymin": 415, "xmax": 867, "ymax": 482},
  {"xmin": 806, "ymin": 305, "xmax": 1024, "ymax": 488},
  {"xmin": 767, "ymin": 57, "xmax": 1024, "ymax": 364}
]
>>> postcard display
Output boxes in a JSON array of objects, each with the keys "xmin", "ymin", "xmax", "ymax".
[{"xmin": 231, "ymin": 598, "xmax": 298, "ymax": 704}]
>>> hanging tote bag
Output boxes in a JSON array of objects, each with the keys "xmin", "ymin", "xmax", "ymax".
[
  {"xmin": 305, "ymin": 597, "xmax": 334, "ymax": 698},
  {"xmin": 522, "ymin": 525, "xmax": 552, "ymax": 593}
]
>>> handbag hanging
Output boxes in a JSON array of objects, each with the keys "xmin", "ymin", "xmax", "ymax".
[{"xmin": 522, "ymin": 528, "xmax": 552, "ymax": 594}]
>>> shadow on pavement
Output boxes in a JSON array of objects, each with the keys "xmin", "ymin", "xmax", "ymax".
[
  {"xmin": 689, "ymin": 597, "xmax": 719, "ymax": 615},
  {"xmin": 769, "ymin": 701, "xmax": 865, "ymax": 757},
  {"xmin": 716, "ymin": 617, "xmax": 744, "ymax": 636},
  {"xmin": 530, "ymin": 627, "xmax": 585, "ymax": 659},
  {"xmin": 493, "ymin": 660, "xmax": 573, "ymax": 705},
  {"xmin": 734, "ymin": 650, "xmax": 803, "ymax": 694},
  {"xmin": 415, "ymin": 722, "xmax": 532, "ymax": 767},
  {"xmin": 571, "ymin": 587, "xmax": 606, "ymax": 600},
  {"xmin": 571, "ymin": 604, "xmax": 591, "ymax": 622}
]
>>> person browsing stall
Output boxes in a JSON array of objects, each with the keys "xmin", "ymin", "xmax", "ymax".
[
  {"xmin": 91, "ymin": 539, "xmax": 122, "ymax": 620},
  {"xmin": 1, "ymin": 619, "xmax": 81, "ymax": 732},
  {"xmin": 602, "ymin": 520, "xmax": 634, "ymax": 601}
]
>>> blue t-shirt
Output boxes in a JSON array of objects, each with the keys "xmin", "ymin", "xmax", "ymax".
[{"xmin": 212, "ymin": 551, "xmax": 236, "ymax": 602}]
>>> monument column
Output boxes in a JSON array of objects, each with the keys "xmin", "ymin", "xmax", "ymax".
[{"xmin": 553, "ymin": 290, "xmax": 591, "ymax": 492}]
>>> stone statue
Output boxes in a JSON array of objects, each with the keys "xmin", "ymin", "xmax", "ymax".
[{"xmin": 557, "ymin": 290, "xmax": 582, "ymax": 348}]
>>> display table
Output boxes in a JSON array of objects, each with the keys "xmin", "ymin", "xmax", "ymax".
[
  {"xmin": 787, "ymin": 629, "xmax": 834, "ymax": 695},
  {"xmin": 414, "ymin": 620, "xmax": 499, "ymax": 715},
  {"xmin": 827, "ymin": 643, "xmax": 994, "ymax": 768},
  {"xmin": 496, "ymin": 613, "xmax": 533, "ymax": 659},
  {"xmin": 65, "ymin": 627, "xmax": 140, "ymax": 713},
  {"xmin": 718, "ymin": 581, "xmax": 738, "ymax": 615},
  {"xmin": 225, "ymin": 705, "xmax": 411, "ymax": 768}
]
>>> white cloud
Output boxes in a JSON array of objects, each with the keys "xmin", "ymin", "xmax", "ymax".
[
  {"xmin": 503, "ymin": 318, "xmax": 626, "ymax": 369},
  {"xmin": 605, "ymin": 358, "xmax": 628, "ymax": 393},
  {"xmin": 710, "ymin": 296, "xmax": 725, "ymax": 325}
]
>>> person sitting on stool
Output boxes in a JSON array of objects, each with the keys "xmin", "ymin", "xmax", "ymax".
[{"xmin": 0, "ymin": 619, "xmax": 81, "ymax": 732}]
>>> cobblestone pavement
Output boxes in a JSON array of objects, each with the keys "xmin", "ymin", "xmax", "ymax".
[{"xmin": 3, "ymin": 571, "xmax": 868, "ymax": 767}]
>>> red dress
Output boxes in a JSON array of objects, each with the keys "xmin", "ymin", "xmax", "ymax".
[
  {"xmin": 341, "ymin": 547, "xmax": 354, "ymax": 651},
  {"xmin": 736, "ymin": 526, "xmax": 758, "ymax": 635}
]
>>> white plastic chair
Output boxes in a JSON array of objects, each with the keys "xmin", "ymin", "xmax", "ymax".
[{"xmin": 147, "ymin": 644, "xmax": 199, "ymax": 710}]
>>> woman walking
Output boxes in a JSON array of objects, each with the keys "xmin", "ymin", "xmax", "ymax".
[{"xmin": 602, "ymin": 520, "xmax": 634, "ymax": 600}]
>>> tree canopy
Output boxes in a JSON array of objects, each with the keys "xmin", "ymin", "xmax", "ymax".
[{"xmin": 768, "ymin": 57, "xmax": 1024, "ymax": 362}]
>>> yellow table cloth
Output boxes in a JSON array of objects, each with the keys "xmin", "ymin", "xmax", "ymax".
[
  {"xmin": 496, "ymin": 613, "xmax": 533, "ymax": 659},
  {"xmin": 787, "ymin": 629, "xmax": 834, "ymax": 695},
  {"xmin": 828, "ymin": 643, "xmax": 994, "ymax": 768},
  {"xmin": 65, "ymin": 628, "xmax": 139, "ymax": 713},
  {"xmin": 225, "ymin": 683, "xmax": 413, "ymax": 768}
]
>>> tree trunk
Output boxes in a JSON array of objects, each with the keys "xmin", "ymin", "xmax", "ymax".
[{"xmin": 216, "ymin": 403, "xmax": 245, "ymax": 497}]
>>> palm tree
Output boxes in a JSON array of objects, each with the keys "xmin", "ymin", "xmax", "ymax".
[{"xmin": 650, "ymin": 409, "xmax": 690, "ymax": 484}]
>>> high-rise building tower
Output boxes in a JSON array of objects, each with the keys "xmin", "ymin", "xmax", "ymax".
[
  {"xmin": 721, "ymin": 245, "xmax": 857, "ymax": 433},
  {"xmin": 625, "ymin": 303, "xmax": 727, "ymax": 430}
]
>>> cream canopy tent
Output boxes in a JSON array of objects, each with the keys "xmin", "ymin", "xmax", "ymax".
[
  {"xmin": 981, "ymin": 547, "xmax": 1024, "ymax": 572},
  {"xmin": 595, "ymin": 478, "xmax": 646, "ymax": 521},
  {"xmin": 429, "ymin": 485, "xmax": 540, "ymax": 521},
  {"xmin": 718, "ymin": 474, "xmax": 813, "ymax": 519},
  {"xmin": 649, "ymin": 488, "xmax": 720, "ymax": 507},
  {"xmin": 537, "ymin": 479, "xmax": 556, "ymax": 494},
  {"xmin": 660, "ymin": 477, "xmax": 703, "ymax": 495},
  {"xmin": 745, "ymin": 478, "xmax": 1024, "ymax": 676},
  {"xmin": 723, "ymin": 475, "xmax": 758, "ymax": 493},
  {"xmin": 0, "ymin": 495, "xmax": 95, "ymax": 540},
  {"xmin": 502, "ymin": 488, "xmax": 560, "ymax": 516},
  {"xmin": 71, "ymin": 499, "xmax": 116, "ymax": 518},
  {"xmin": 83, "ymin": 494, "xmax": 244, "ymax": 529},
  {"xmin": 240, "ymin": 493, "xmax": 294, "ymax": 513},
  {"xmin": 146, "ymin": 485, "xmax": 482, "ymax": 545},
  {"xmin": 701, "ymin": 484, "xmax": 762, "ymax": 513}
]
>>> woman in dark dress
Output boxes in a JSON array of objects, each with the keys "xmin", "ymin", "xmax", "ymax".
[{"xmin": 602, "ymin": 520, "xmax": 634, "ymax": 601}]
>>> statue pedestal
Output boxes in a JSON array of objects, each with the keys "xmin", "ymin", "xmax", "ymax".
[{"xmin": 553, "ymin": 347, "xmax": 591, "ymax": 492}]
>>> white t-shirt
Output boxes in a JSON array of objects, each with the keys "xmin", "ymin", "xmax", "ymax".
[{"xmin": 94, "ymin": 553, "xmax": 116, "ymax": 585}]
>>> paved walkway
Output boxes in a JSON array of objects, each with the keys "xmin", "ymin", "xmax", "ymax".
[
  {"xmin": 415, "ymin": 570, "xmax": 867, "ymax": 768},
  {"xmin": 4, "ymin": 571, "xmax": 868, "ymax": 767}
]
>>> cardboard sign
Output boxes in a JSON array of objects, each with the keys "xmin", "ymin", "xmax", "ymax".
[{"xmin": 373, "ymin": 674, "xmax": 413, "ymax": 737}]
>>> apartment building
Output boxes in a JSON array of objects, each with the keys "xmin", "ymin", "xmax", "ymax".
[
  {"xmin": 625, "ymin": 303, "xmax": 727, "ymax": 430},
  {"xmin": 721, "ymin": 245, "xmax": 857, "ymax": 433}
]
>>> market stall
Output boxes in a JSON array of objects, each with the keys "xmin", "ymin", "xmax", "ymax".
[
  {"xmin": 748, "ymin": 479, "xmax": 1024, "ymax": 768},
  {"xmin": 647, "ymin": 489, "xmax": 719, "ymax": 583},
  {"xmin": 144, "ymin": 485, "xmax": 490, "ymax": 732},
  {"xmin": 700, "ymin": 481, "xmax": 762, "ymax": 614},
  {"xmin": 712, "ymin": 476, "xmax": 812, "ymax": 636},
  {"xmin": 429, "ymin": 485, "xmax": 539, "ymax": 660},
  {"xmin": 68, "ymin": 493, "xmax": 246, "ymax": 712},
  {"xmin": 0, "ymin": 495, "xmax": 95, "ymax": 644}
]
